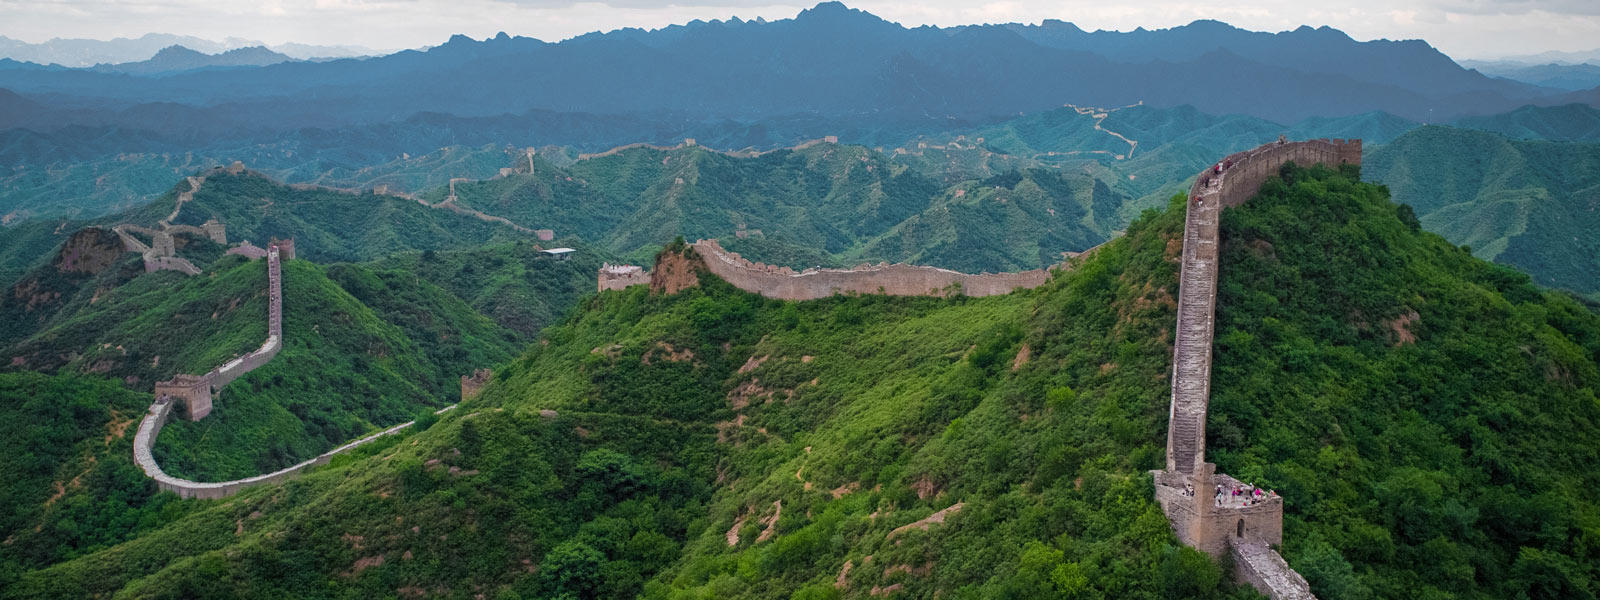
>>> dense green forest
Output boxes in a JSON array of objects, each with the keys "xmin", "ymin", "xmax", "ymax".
[
  {"xmin": 3, "ymin": 163, "xmax": 1593, "ymax": 599},
  {"xmin": 364, "ymin": 241, "xmax": 610, "ymax": 338},
  {"xmin": 1366, "ymin": 126, "xmax": 1600, "ymax": 300}
]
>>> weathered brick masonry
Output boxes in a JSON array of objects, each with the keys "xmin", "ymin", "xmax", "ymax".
[
  {"xmin": 690, "ymin": 239, "xmax": 1060, "ymax": 299},
  {"xmin": 1155, "ymin": 138, "xmax": 1360, "ymax": 600}
]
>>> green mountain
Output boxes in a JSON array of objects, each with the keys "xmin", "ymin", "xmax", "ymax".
[
  {"xmin": 1365, "ymin": 125, "xmax": 1600, "ymax": 299},
  {"xmin": 6, "ymin": 164, "xmax": 1596, "ymax": 599},
  {"xmin": 364, "ymin": 241, "xmax": 610, "ymax": 338},
  {"xmin": 2, "ymin": 251, "xmax": 521, "ymax": 482},
  {"xmin": 446, "ymin": 142, "xmax": 1120, "ymax": 271},
  {"xmin": 1453, "ymin": 103, "xmax": 1600, "ymax": 143}
]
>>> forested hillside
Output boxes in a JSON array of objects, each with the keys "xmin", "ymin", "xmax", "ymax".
[
  {"xmin": 443, "ymin": 142, "xmax": 1117, "ymax": 268},
  {"xmin": 5, "ymin": 164, "xmax": 1594, "ymax": 599},
  {"xmin": 2, "ymin": 253, "xmax": 521, "ymax": 481},
  {"xmin": 1366, "ymin": 126, "xmax": 1600, "ymax": 300}
]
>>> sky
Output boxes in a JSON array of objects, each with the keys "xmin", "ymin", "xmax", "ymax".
[{"xmin": 1, "ymin": 0, "xmax": 1597, "ymax": 60}]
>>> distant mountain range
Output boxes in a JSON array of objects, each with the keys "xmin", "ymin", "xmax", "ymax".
[
  {"xmin": 0, "ymin": 33, "xmax": 376, "ymax": 66},
  {"xmin": 86, "ymin": 45, "xmax": 296, "ymax": 75},
  {"xmin": 0, "ymin": 2, "xmax": 1590, "ymax": 149},
  {"xmin": 1461, "ymin": 60, "xmax": 1600, "ymax": 91}
]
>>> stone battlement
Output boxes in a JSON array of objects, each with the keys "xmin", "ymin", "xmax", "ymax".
[
  {"xmin": 597, "ymin": 263, "xmax": 650, "ymax": 292},
  {"xmin": 690, "ymin": 239, "xmax": 1068, "ymax": 300},
  {"xmin": 1156, "ymin": 139, "xmax": 1358, "ymax": 600}
]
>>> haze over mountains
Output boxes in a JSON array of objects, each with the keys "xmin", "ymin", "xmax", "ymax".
[
  {"xmin": 0, "ymin": 33, "xmax": 376, "ymax": 66},
  {"xmin": 0, "ymin": 2, "xmax": 1592, "ymax": 149}
]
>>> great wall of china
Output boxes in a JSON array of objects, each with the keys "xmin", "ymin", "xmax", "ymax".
[
  {"xmin": 1152, "ymin": 137, "xmax": 1362, "ymax": 600},
  {"xmin": 128, "ymin": 242, "xmax": 460, "ymax": 499},
  {"xmin": 595, "ymin": 137, "xmax": 1360, "ymax": 599},
  {"xmin": 691, "ymin": 240, "xmax": 1065, "ymax": 299}
]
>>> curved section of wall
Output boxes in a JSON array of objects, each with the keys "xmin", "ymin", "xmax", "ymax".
[
  {"xmin": 134, "ymin": 399, "xmax": 453, "ymax": 500},
  {"xmin": 692, "ymin": 239, "xmax": 1068, "ymax": 300}
]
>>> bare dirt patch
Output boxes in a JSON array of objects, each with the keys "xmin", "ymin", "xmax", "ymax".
[
  {"xmin": 757, "ymin": 500, "xmax": 782, "ymax": 542},
  {"xmin": 1386, "ymin": 310, "xmax": 1420, "ymax": 346},
  {"xmin": 642, "ymin": 341, "xmax": 694, "ymax": 365},
  {"xmin": 726, "ymin": 512, "xmax": 748, "ymax": 547},
  {"xmin": 737, "ymin": 354, "xmax": 769, "ymax": 374},
  {"xmin": 888, "ymin": 503, "xmax": 964, "ymax": 539},
  {"xmin": 1011, "ymin": 344, "xmax": 1031, "ymax": 371}
]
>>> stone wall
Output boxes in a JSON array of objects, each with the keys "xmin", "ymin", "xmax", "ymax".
[
  {"xmin": 155, "ymin": 374, "xmax": 214, "ymax": 421},
  {"xmin": 1154, "ymin": 139, "xmax": 1359, "ymax": 600},
  {"xmin": 1168, "ymin": 138, "xmax": 1361, "ymax": 474},
  {"xmin": 133, "ymin": 399, "xmax": 456, "ymax": 500},
  {"xmin": 597, "ymin": 263, "xmax": 650, "ymax": 292},
  {"xmin": 1233, "ymin": 542, "xmax": 1318, "ymax": 600},
  {"xmin": 133, "ymin": 244, "xmax": 429, "ymax": 501},
  {"xmin": 691, "ymin": 239, "xmax": 1063, "ymax": 300}
]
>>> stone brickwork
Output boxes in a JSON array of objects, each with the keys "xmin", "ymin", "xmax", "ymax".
[
  {"xmin": 1155, "ymin": 139, "xmax": 1360, "ymax": 600},
  {"xmin": 155, "ymin": 374, "xmax": 214, "ymax": 421},
  {"xmin": 269, "ymin": 238, "xmax": 296, "ymax": 261},
  {"xmin": 1233, "ymin": 542, "xmax": 1317, "ymax": 600},
  {"xmin": 226, "ymin": 242, "xmax": 269, "ymax": 260},
  {"xmin": 461, "ymin": 368, "xmax": 491, "ymax": 400},
  {"xmin": 597, "ymin": 263, "xmax": 650, "ymax": 292},
  {"xmin": 1168, "ymin": 138, "xmax": 1361, "ymax": 474},
  {"xmin": 691, "ymin": 239, "xmax": 1074, "ymax": 300},
  {"xmin": 134, "ymin": 399, "xmax": 456, "ymax": 500}
]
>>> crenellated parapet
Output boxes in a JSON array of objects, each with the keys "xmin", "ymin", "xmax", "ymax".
[
  {"xmin": 598, "ymin": 263, "xmax": 650, "ymax": 292},
  {"xmin": 1155, "ymin": 139, "xmax": 1359, "ymax": 600},
  {"xmin": 691, "ymin": 239, "xmax": 1071, "ymax": 300}
]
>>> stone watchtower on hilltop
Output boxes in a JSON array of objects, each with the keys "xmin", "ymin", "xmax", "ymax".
[
  {"xmin": 155, "ymin": 374, "xmax": 214, "ymax": 421},
  {"xmin": 1152, "ymin": 138, "xmax": 1361, "ymax": 600}
]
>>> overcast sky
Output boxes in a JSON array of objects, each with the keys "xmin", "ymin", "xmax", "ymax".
[{"xmin": 1, "ymin": 0, "xmax": 1596, "ymax": 60}]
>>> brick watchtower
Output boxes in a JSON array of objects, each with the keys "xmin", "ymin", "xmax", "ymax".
[{"xmin": 155, "ymin": 374, "xmax": 214, "ymax": 421}]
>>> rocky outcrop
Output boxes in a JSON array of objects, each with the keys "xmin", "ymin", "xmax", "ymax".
[{"xmin": 54, "ymin": 227, "xmax": 125, "ymax": 275}]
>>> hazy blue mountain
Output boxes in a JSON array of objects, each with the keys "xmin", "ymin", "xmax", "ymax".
[
  {"xmin": 1454, "ymin": 103, "xmax": 1600, "ymax": 142},
  {"xmin": 0, "ymin": 2, "xmax": 1583, "ymax": 140},
  {"xmin": 0, "ymin": 34, "xmax": 373, "ymax": 66},
  {"xmin": 89, "ymin": 45, "xmax": 296, "ymax": 75},
  {"xmin": 1462, "ymin": 60, "xmax": 1600, "ymax": 91}
]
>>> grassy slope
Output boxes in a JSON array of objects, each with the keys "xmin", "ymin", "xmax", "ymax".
[
  {"xmin": 115, "ymin": 170, "xmax": 532, "ymax": 264},
  {"xmin": 364, "ymin": 240, "xmax": 611, "ymax": 338},
  {"xmin": 448, "ymin": 143, "xmax": 1113, "ymax": 270},
  {"xmin": 4, "ymin": 165, "xmax": 1598, "ymax": 600},
  {"xmin": 2, "ymin": 254, "xmax": 521, "ymax": 481},
  {"xmin": 0, "ymin": 372, "xmax": 195, "ymax": 583},
  {"xmin": 1365, "ymin": 126, "xmax": 1600, "ymax": 299},
  {"xmin": 147, "ymin": 258, "xmax": 520, "ymax": 481}
]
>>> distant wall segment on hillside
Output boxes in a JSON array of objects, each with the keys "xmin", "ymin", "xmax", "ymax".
[{"xmin": 690, "ymin": 239, "xmax": 1061, "ymax": 300}]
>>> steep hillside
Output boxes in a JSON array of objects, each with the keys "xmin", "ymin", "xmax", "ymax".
[
  {"xmin": 116, "ymin": 169, "xmax": 534, "ymax": 263},
  {"xmin": 362, "ymin": 240, "xmax": 610, "ymax": 338},
  {"xmin": 1453, "ymin": 103, "xmax": 1600, "ymax": 142},
  {"xmin": 2, "ymin": 255, "xmax": 521, "ymax": 481},
  {"xmin": 0, "ymin": 372, "xmax": 197, "ymax": 581},
  {"xmin": 5, "ymin": 164, "xmax": 1595, "ymax": 599},
  {"xmin": 1365, "ymin": 126, "xmax": 1600, "ymax": 299}
]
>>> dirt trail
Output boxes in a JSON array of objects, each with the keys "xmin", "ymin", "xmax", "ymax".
[{"xmin": 1062, "ymin": 101, "xmax": 1143, "ymax": 160}]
